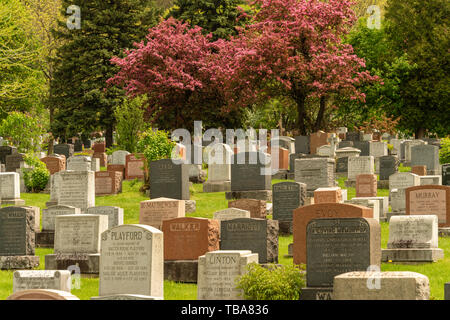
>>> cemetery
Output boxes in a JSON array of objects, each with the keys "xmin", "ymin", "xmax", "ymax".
[{"xmin": 0, "ymin": 0, "xmax": 449, "ymax": 304}]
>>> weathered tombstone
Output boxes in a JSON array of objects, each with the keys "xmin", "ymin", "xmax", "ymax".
[
  {"xmin": 203, "ymin": 143, "xmax": 232, "ymax": 192},
  {"xmin": 356, "ymin": 174, "xmax": 378, "ymax": 197},
  {"xmin": 333, "ymin": 272, "xmax": 430, "ymax": 300},
  {"xmin": 443, "ymin": 164, "xmax": 450, "ymax": 186},
  {"xmin": 40, "ymin": 155, "xmax": 66, "ymax": 175},
  {"xmin": 314, "ymin": 187, "xmax": 343, "ymax": 204},
  {"xmin": 345, "ymin": 199, "xmax": 380, "ymax": 222},
  {"xmin": 363, "ymin": 133, "xmax": 373, "ymax": 141},
  {"xmin": 228, "ymin": 199, "xmax": 267, "ymax": 219},
  {"xmin": 45, "ymin": 214, "xmax": 108, "ymax": 274},
  {"xmin": 335, "ymin": 147, "xmax": 361, "ymax": 159},
  {"xmin": 95, "ymin": 171, "xmax": 122, "ymax": 195},
  {"xmin": 197, "ymin": 250, "xmax": 258, "ymax": 300},
  {"xmin": 0, "ymin": 172, "xmax": 25, "ymax": 205},
  {"xmin": 295, "ymin": 158, "xmax": 336, "ymax": 192},
  {"xmin": 5, "ymin": 153, "xmax": 25, "ymax": 173},
  {"xmin": 369, "ymin": 141, "xmax": 388, "ymax": 158},
  {"xmin": 294, "ymin": 135, "xmax": 310, "ymax": 154},
  {"xmin": 220, "ymin": 218, "xmax": 278, "ymax": 264},
  {"xmin": 13, "ymin": 270, "xmax": 72, "ymax": 293},
  {"xmin": 0, "ymin": 206, "xmax": 39, "ymax": 269},
  {"xmin": 292, "ymin": 203, "xmax": 373, "ymax": 265},
  {"xmin": 74, "ymin": 140, "xmax": 83, "ymax": 152},
  {"xmin": 345, "ymin": 132, "xmax": 363, "ymax": 142},
  {"xmin": 36, "ymin": 205, "xmax": 81, "ymax": 247},
  {"xmin": 271, "ymin": 136, "xmax": 295, "ymax": 154},
  {"xmin": 347, "ymin": 156, "xmax": 374, "ymax": 181},
  {"xmin": 404, "ymin": 140, "xmax": 426, "ymax": 165},
  {"xmin": 382, "ymin": 215, "xmax": 443, "ymax": 262},
  {"xmin": 125, "ymin": 153, "xmax": 146, "ymax": 180},
  {"xmin": 338, "ymin": 141, "xmax": 354, "ymax": 149},
  {"xmin": 55, "ymin": 170, "xmax": 95, "ymax": 212},
  {"xmin": 139, "ymin": 198, "xmax": 185, "ymax": 230},
  {"xmin": 405, "ymin": 185, "xmax": 450, "ymax": 226},
  {"xmin": 310, "ymin": 131, "xmax": 330, "ymax": 155},
  {"xmin": 272, "ymin": 182, "xmax": 306, "ymax": 234},
  {"xmin": 227, "ymin": 151, "xmax": 271, "ymax": 201},
  {"xmin": 301, "ymin": 217, "xmax": 380, "ymax": 300},
  {"xmin": 92, "ymin": 142, "xmax": 106, "ymax": 153},
  {"xmin": 7, "ymin": 289, "xmax": 80, "ymax": 300},
  {"xmin": 66, "ymin": 156, "xmax": 91, "ymax": 171},
  {"xmin": 91, "ymin": 158, "xmax": 100, "ymax": 172},
  {"xmin": 379, "ymin": 155, "xmax": 398, "ymax": 181},
  {"xmin": 110, "ymin": 150, "xmax": 130, "ymax": 166},
  {"xmin": 149, "ymin": 159, "xmax": 189, "ymax": 200},
  {"xmin": 0, "ymin": 145, "xmax": 18, "ymax": 164},
  {"xmin": 268, "ymin": 146, "xmax": 289, "ymax": 171},
  {"xmin": 92, "ymin": 224, "xmax": 163, "ymax": 300},
  {"xmin": 107, "ymin": 164, "xmax": 125, "ymax": 179},
  {"xmin": 353, "ymin": 141, "xmax": 370, "ymax": 156},
  {"xmin": 86, "ymin": 206, "xmax": 124, "ymax": 229},
  {"xmin": 213, "ymin": 208, "xmax": 251, "ymax": 227},
  {"xmin": 411, "ymin": 144, "xmax": 441, "ymax": 175},
  {"xmin": 419, "ymin": 175, "xmax": 442, "ymax": 186},
  {"xmin": 53, "ymin": 144, "xmax": 74, "ymax": 160},
  {"xmin": 412, "ymin": 165, "xmax": 427, "ymax": 176},
  {"xmin": 336, "ymin": 157, "xmax": 349, "ymax": 174}
]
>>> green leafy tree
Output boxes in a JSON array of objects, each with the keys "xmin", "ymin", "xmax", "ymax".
[
  {"xmin": 384, "ymin": 0, "xmax": 450, "ymax": 137},
  {"xmin": 49, "ymin": 0, "xmax": 161, "ymax": 147}
]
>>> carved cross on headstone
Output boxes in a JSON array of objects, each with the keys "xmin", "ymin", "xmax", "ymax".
[{"xmin": 328, "ymin": 134, "xmax": 338, "ymax": 157}]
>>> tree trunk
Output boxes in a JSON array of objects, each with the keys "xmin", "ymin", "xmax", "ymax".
[
  {"xmin": 314, "ymin": 96, "xmax": 327, "ymax": 132},
  {"xmin": 48, "ymin": 105, "xmax": 54, "ymax": 155},
  {"xmin": 295, "ymin": 90, "xmax": 308, "ymax": 135},
  {"xmin": 105, "ymin": 125, "xmax": 114, "ymax": 148},
  {"xmin": 415, "ymin": 127, "xmax": 425, "ymax": 139}
]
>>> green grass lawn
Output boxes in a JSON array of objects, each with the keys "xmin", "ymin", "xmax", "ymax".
[{"xmin": 1, "ymin": 175, "xmax": 448, "ymax": 300}]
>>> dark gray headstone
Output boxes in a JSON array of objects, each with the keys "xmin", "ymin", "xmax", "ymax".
[
  {"xmin": 220, "ymin": 218, "xmax": 279, "ymax": 263},
  {"xmin": 289, "ymin": 153, "xmax": 328, "ymax": 173},
  {"xmin": 0, "ymin": 146, "xmax": 17, "ymax": 165},
  {"xmin": 231, "ymin": 152, "xmax": 271, "ymax": 191},
  {"xmin": 74, "ymin": 140, "xmax": 83, "ymax": 152},
  {"xmin": 338, "ymin": 141, "xmax": 354, "ymax": 149},
  {"xmin": 149, "ymin": 159, "xmax": 190, "ymax": 200},
  {"xmin": 336, "ymin": 157, "xmax": 349, "ymax": 173},
  {"xmin": 272, "ymin": 182, "xmax": 306, "ymax": 222},
  {"xmin": 294, "ymin": 136, "xmax": 310, "ymax": 154},
  {"xmin": 379, "ymin": 155, "xmax": 399, "ymax": 180},
  {"xmin": 345, "ymin": 132, "xmax": 363, "ymax": 142},
  {"xmin": 53, "ymin": 144, "xmax": 74, "ymax": 160},
  {"xmin": 83, "ymin": 139, "xmax": 92, "ymax": 149},
  {"xmin": 353, "ymin": 141, "xmax": 370, "ymax": 156},
  {"xmin": 306, "ymin": 217, "xmax": 380, "ymax": 287},
  {"xmin": 400, "ymin": 140, "xmax": 411, "ymax": 160},
  {"xmin": 5, "ymin": 153, "xmax": 25, "ymax": 173},
  {"xmin": 443, "ymin": 164, "xmax": 450, "ymax": 186},
  {"xmin": 411, "ymin": 144, "xmax": 441, "ymax": 175},
  {"xmin": 445, "ymin": 282, "xmax": 450, "ymax": 300},
  {"xmin": 0, "ymin": 206, "xmax": 35, "ymax": 256}
]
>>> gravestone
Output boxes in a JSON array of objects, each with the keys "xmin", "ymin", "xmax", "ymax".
[
  {"xmin": 110, "ymin": 150, "xmax": 130, "ymax": 166},
  {"xmin": 162, "ymin": 217, "xmax": 219, "ymax": 261},
  {"xmin": 412, "ymin": 165, "xmax": 427, "ymax": 176},
  {"xmin": 7, "ymin": 289, "xmax": 80, "ymax": 300},
  {"xmin": 0, "ymin": 172, "xmax": 25, "ymax": 205},
  {"xmin": 353, "ymin": 141, "xmax": 370, "ymax": 156},
  {"xmin": 220, "ymin": 218, "xmax": 279, "ymax": 264},
  {"xmin": 40, "ymin": 155, "xmax": 65, "ymax": 175},
  {"xmin": 13, "ymin": 270, "xmax": 71, "ymax": 293},
  {"xmin": 356, "ymin": 174, "xmax": 377, "ymax": 197},
  {"xmin": 289, "ymin": 153, "xmax": 328, "ymax": 175},
  {"xmin": 91, "ymin": 158, "xmax": 100, "ymax": 172},
  {"xmin": 295, "ymin": 158, "xmax": 335, "ymax": 192},
  {"xmin": 404, "ymin": 140, "xmax": 426, "ymax": 164},
  {"xmin": 5, "ymin": 153, "xmax": 25, "ymax": 173},
  {"xmin": 93, "ymin": 224, "xmax": 163, "ymax": 300},
  {"xmin": 292, "ymin": 203, "xmax": 373, "ymax": 265},
  {"xmin": 411, "ymin": 144, "xmax": 441, "ymax": 175},
  {"xmin": 92, "ymin": 142, "xmax": 106, "ymax": 153},
  {"xmin": 310, "ymin": 131, "xmax": 330, "ymax": 155},
  {"xmin": 352, "ymin": 196, "xmax": 388, "ymax": 221},
  {"xmin": 149, "ymin": 159, "xmax": 189, "ymax": 200},
  {"xmin": 405, "ymin": 185, "xmax": 450, "ymax": 226},
  {"xmin": 139, "ymin": 198, "xmax": 185, "ymax": 230},
  {"xmin": 66, "ymin": 156, "xmax": 91, "ymax": 171},
  {"xmin": 338, "ymin": 141, "xmax": 354, "ymax": 149},
  {"xmin": 213, "ymin": 208, "xmax": 251, "ymax": 227},
  {"xmin": 314, "ymin": 187, "xmax": 343, "ymax": 204},
  {"xmin": 333, "ymin": 272, "xmax": 429, "ymax": 300},
  {"xmin": 268, "ymin": 146, "xmax": 289, "ymax": 171},
  {"xmin": 379, "ymin": 155, "xmax": 398, "ymax": 181},
  {"xmin": 53, "ymin": 144, "xmax": 74, "ymax": 160},
  {"xmin": 45, "ymin": 214, "xmax": 108, "ymax": 274},
  {"xmin": 203, "ymin": 143, "xmax": 232, "ymax": 192},
  {"xmin": 93, "ymin": 152, "xmax": 107, "ymax": 168},
  {"xmin": 345, "ymin": 132, "xmax": 363, "ymax": 142},
  {"xmin": 294, "ymin": 136, "xmax": 310, "ymax": 154},
  {"xmin": 228, "ymin": 199, "xmax": 267, "ymax": 219},
  {"xmin": 0, "ymin": 145, "xmax": 18, "ymax": 164},
  {"xmin": 227, "ymin": 152, "xmax": 271, "ymax": 201},
  {"xmin": 37, "ymin": 205, "xmax": 81, "ymax": 248},
  {"xmin": 95, "ymin": 171, "xmax": 122, "ymax": 195},
  {"xmin": 363, "ymin": 133, "xmax": 373, "ymax": 141},
  {"xmin": 382, "ymin": 215, "xmax": 443, "ymax": 262},
  {"xmin": 86, "ymin": 206, "xmax": 124, "ymax": 229},
  {"xmin": 0, "ymin": 206, "xmax": 39, "ymax": 269},
  {"xmin": 272, "ymin": 182, "xmax": 306, "ymax": 234},
  {"xmin": 197, "ymin": 250, "xmax": 258, "ymax": 300},
  {"xmin": 301, "ymin": 217, "xmax": 380, "ymax": 300},
  {"xmin": 55, "ymin": 170, "xmax": 95, "ymax": 212},
  {"xmin": 271, "ymin": 136, "xmax": 295, "ymax": 154},
  {"xmin": 74, "ymin": 140, "xmax": 83, "ymax": 152},
  {"xmin": 125, "ymin": 154, "xmax": 146, "ymax": 180},
  {"xmin": 336, "ymin": 157, "xmax": 349, "ymax": 174},
  {"xmin": 345, "ymin": 199, "xmax": 379, "ymax": 221},
  {"xmin": 107, "ymin": 164, "xmax": 125, "ymax": 179},
  {"xmin": 419, "ymin": 175, "xmax": 442, "ymax": 186},
  {"xmin": 443, "ymin": 164, "xmax": 450, "ymax": 186},
  {"xmin": 335, "ymin": 147, "xmax": 361, "ymax": 159},
  {"xmin": 347, "ymin": 156, "xmax": 374, "ymax": 181},
  {"xmin": 369, "ymin": 141, "xmax": 388, "ymax": 158}
]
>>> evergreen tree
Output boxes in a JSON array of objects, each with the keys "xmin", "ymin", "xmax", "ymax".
[{"xmin": 49, "ymin": 0, "xmax": 160, "ymax": 146}]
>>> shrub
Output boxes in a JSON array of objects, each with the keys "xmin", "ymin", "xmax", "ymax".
[
  {"xmin": 136, "ymin": 129, "xmax": 177, "ymax": 164},
  {"xmin": 440, "ymin": 137, "xmax": 450, "ymax": 164},
  {"xmin": 23, "ymin": 154, "xmax": 50, "ymax": 192},
  {"xmin": 236, "ymin": 263, "xmax": 306, "ymax": 300}
]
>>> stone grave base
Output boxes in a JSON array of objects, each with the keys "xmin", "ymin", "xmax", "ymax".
[
  {"xmin": 299, "ymin": 287, "xmax": 333, "ymax": 300},
  {"xmin": 45, "ymin": 253, "xmax": 100, "ymax": 275},
  {"xmin": 91, "ymin": 295, "xmax": 163, "ymax": 300},
  {"xmin": 225, "ymin": 190, "xmax": 272, "ymax": 202},
  {"xmin": 381, "ymin": 248, "xmax": 444, "ymax": 263},
  {"xmin": 36, "ymin": 230, "xmax": 54, "ymax": 248},
  {"xmin": 278, "ymin": 221, "xmax": 293, "ymax": 235},
  {"xmin": 202, "ymin": 180, "xmax": 231, "ymax": 193},
  {"xmin": 386, "ymin": 212, "xmax": 406, "ymax": 222},
  {"xmin": 272, "ymin": 170, "xmax": 288, "ymax": 180},
  {"xmin": 45, "ymin": 201, "xmax": 58, "ymax": 207},
  {"xmin": 439, "ymin": 228, "xmax": 450, "ymax": 237},
  {"xmin": 1, "ymin": 198, "xmax": 25, "ymax": 206},
  {"xmin": 286, "ymin": 172, "xmax": 295, "ymax": 180},
  {"xmin": 0, "ymin": 256, "xmax": 40, "ymax": 269},
  {"xmin": 164, "ymin": 260, "xmax": 198, "ymax": 283},
  {"xmin": 284, "ymin": 243, "xmax": 293, "ymax": 258},
  {"xmin": 185, "ymin": 200, "xmax": 196, "ymax": 213}
]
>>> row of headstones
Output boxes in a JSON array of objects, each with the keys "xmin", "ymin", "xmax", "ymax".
[{"xmin": 1, "ymin": 202, "xmax": 445, "ymax": 300}]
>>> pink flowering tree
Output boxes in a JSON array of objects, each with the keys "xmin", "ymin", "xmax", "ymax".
[{"xmin": 214, "ymin": 0, "xmax": 380, "ymax": 134}]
